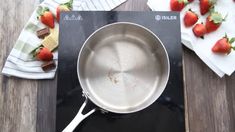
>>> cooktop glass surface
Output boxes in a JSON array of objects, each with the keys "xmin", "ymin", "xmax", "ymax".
[{"xmin": 56, "ymin": 11, "xmax": 184, "ymax": 132}]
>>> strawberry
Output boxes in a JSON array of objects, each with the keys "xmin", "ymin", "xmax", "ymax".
[
  {"xmin": 205, "ymin": 11, "xmax": 226, "ymax": 33},
  {"xmin": 192, "ymin": 23, "xmax": 207, "ymax": 38},
  {"xmin": 189, "ymin": 0, "xmax": 194, "ymax": 2},
  {"xmin": 37, "ymin": 6, "xmax": 54, "ymax": 28},
  {"xmin": 56, "ymin": 5, "xmax": 70, "ymax": 22},
  {"xmin": 35, "ymin": 47, "xmax": 53, "ymax": 61},
  {"xmin": 184, "ymin": 9, "xmax": 198, "ymax": 27},
  {"xmin": 170, "ymin": 0, "xmax": 188, "ymax": 11},
  {"xmin": 56, "ymin": 0, "xmax": 73, "ymax": 22},
  {"xmin": 199, "ymin": 0, "xmax": 216, "ymax": 15},
  {"xmin": 212, "ymin": 35, "xmax": 235, "ymax": 54}
]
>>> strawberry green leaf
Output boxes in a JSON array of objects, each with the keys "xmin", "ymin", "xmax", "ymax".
[
  {"xmin": 210, "ymin": 12, "xmax": 224, "ymax": 24},
  {"xmin": 37, "ymin": 6, "xmax": 43, "ymax": 16},
  {"xmin": 209, "ymin": 6, "xmax": 215, "ymax": 13},
  {"xmin": 209, "ymin": 0, "xmax": 217, "ymax": 5},
  {"xmin": 224, "ymin": 33, "xmax": 228, "ymax": 38},
  {"xmin": 223, "ymin": 13, "xmax": 228, "ymax": 21},
  {"xmin": 42, "ymin": 7, "xmax": 50, "ymax": 13},
  {"xmin": 232, "ymin": 46, "xmax": 235, "ymax": 51},
  {"xmin": 183, "ymin": 0, "xmax": 189, "ymax": 4},
  {"xmin": 229, "ymin": 38, "xmax": 235, "ymax": 44},
  {"xmin": 62, "ymin": 0, "xmax": 73, "ymax": 9},
  {"xmin": 37, "ymin": 6, "xmax": 50, "ymax": 16},
  {"xmin": 32, "ymin": 46, "xmax": 42, "ymax": 58},
  {"xmin": 178, "ymin": 0, "xmax": 188, "ymax": 4}
]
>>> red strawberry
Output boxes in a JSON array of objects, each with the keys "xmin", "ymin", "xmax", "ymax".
[
  {"xmin": 35, "ymin": 47, "xmax": 53, "ymax": 61},
  {"xmin": 193, "ymin": 23, "xmax": 207, "ymax": 38},
  {"xmin": 199, "ymin": 0, "xmax": 216, "ymax": 15},
  {"xmin": 170, "ymin": 0, "xmax": 188, "ymax": 11},
  {"xmin": 205, "ymin": 11, "xmax": 226, "ymax": 33},
  {"xmin": 56, "ymin": 0, "xmax": 73, "ymax": 22},
  {"xmin": 56, "ymin": 6, "xmax": 70, "ymax": 22},
  {"xmin": 189, "ymin": 0, "xmax": 194, "ymax": 2},
  {"xmin": 212, "ymin": 35, "xmax": 235, "ymax": 54},
  {"xmin": 37, "ymin": 7, "xmax": 54, "ymax": 28},
  {"xmin": 184, "ymin": 9, "xmax": 198, "ymax": 27}
]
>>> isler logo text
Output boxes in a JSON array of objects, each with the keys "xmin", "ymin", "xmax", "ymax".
[
  {"xmin": 155, "ymin": 15, "xmax": 177, "ymax": 21},
  {"xmin": 63, "ymin": 14, "xmax": 83, "ymax": 21}
]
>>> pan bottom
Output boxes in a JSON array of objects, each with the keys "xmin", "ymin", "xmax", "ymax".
[
  {"xmin": 82, "ymin": 34, "xmax": 161, "ymax": 111},
  {"xmin": 78, "ymin": 22, "xmax": 169, "ymax": 113}
]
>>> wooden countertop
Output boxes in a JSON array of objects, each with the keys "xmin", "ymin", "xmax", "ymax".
[{"xmin": 0, "ymin": 0, "xmax": 234, "ymax": 132}]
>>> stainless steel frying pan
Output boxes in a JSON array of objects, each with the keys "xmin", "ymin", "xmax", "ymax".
[{"xmin": 63, "ymin": 22, "xmax": 170, "ymax": 132}]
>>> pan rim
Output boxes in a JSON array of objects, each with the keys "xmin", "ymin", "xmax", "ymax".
[{"xmin": 77, "ymin": 22, "xmax": 170, "ymax": 113}]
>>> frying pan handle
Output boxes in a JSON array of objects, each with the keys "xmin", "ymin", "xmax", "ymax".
[{"xmin": 62, "ymin": 98, "xmax": 96, "ymax": 132}]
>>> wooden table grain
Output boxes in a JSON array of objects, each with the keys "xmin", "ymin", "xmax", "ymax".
[{"xmin": 0, "ymin": 0, "xmax": 234, "ymax": 132}]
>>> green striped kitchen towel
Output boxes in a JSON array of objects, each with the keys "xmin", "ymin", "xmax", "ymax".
[{"xmin": 2, "ymin": 0, "xmax": 126, "ymax": 79}]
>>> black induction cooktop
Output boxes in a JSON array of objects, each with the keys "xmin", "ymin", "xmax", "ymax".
[{"xmin": 56, "ymin": 11, "xmax": 184, "ymax": 132}]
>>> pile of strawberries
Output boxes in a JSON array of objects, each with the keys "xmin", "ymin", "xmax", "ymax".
[
  {"xmin": 170, "ymin": 0, "xmax": 235, "ymax": 54},
  {"xmin": 34, "ymin": 0, "xmax": 72, "ymax": 61}
]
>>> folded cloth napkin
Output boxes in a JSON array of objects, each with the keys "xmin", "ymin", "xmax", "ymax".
[
  {"xmin": 2, "ymin": 0, "xmax": 126, "ymax": 79},
  {"xmin": 147, "ymin": 0, "xmax": 235, "ymax": 77}
]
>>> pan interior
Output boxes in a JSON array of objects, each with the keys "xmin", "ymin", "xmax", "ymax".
[{"xmin": 78, "ymin": 23, "xmax": 169, "ymax": 113}]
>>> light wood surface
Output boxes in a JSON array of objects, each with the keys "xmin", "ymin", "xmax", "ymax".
[
  {"xmin": 0, "ymin": 0, "xmax": 39, "ymax": 132},
  {"xmin": 0, "ymin": 0, "xmax": 234, "ymax": 132}
]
